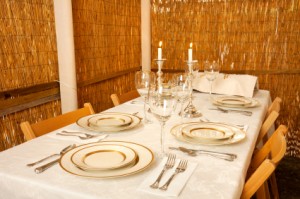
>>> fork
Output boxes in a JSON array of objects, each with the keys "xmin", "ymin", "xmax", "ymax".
[
  {"xmin": 150, "ymin": 154, "xmax": 176, "ymax": 189},
  {"xmin": 57, "ymin": 131, "xmax": 105, "ymax": 140},
  {"xmin": 159, "ymin": 159, "xmax": 188, "ymax": 190}
]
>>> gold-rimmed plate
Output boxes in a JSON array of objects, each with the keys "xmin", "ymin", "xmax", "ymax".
[
  {"xmin": 212, "ymin": 96, "xmax": 260, "ymax": 108},
  {"xmin": 181, "ymin": 123, "xmax": 234, "ymax": 141},
  {"xmin": 88, "ymin": 114, "xmax": 132, "ymax": 128},
  {"xmin": 170, "ymin": 122, "xmax": 246, "ymax": 145},
  {"xmin": 76, "ymin": 112, "xmax": 141, "ymax": 132},
  {"xmin": 59, "ymin": 141, "xmax": 154, "ymax": 179},
  {"xmin": 71, "ymin": 144, "xmax": 137, "ymax": 171}
]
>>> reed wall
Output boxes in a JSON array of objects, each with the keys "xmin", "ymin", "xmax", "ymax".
[
  {"xmin": 72, "ymin": 0, "xmax": 141, "ymax": 112},
  {"xmin": 0, "ymin": 0, "xmax": 60, "ymax": 150},
  {"xmin": 151, "ymin": 0, "xmax": 300, "ymax": 157}
]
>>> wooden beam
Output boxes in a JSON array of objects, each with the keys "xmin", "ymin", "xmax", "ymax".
[
  {"xmin": 77, "ymin": 66, "xmax": 141, "ymax": 87},
  {"xmin": 0, "ymin": 88, "xmax": 60, "ymax": 117}
]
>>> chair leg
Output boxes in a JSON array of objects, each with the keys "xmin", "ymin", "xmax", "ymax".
[
  {"xmin": 269, "ymin": 173, "xmax": 280, "ymax": 199},
  {"xmin": 256, "ymin": 181, "xmax": 270, "ymax": 199}
]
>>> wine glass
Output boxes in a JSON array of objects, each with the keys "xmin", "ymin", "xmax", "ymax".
[
  {"xmin": 204, "ymin": 60, "xmax": 220, "ymax": 96},
  {"xmin": 172, "ymin": 73, "xmax": 191, "ymax": 123},
  {"xmin": 148, "ymin": 83, "xmax": 177, "ymax": 154},
  {"xmin": 135, "ymin": 70, "xmax": 156, "ymax": 124}
]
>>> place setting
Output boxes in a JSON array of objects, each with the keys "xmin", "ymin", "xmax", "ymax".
[
  {"xmin": 59, "ymin": 141, "xmax": 155, "ymax": 178},
  {"xmin": 76, "ymin": 112, "xmax": 142, "ymax": 133},
  {"xmin": 170, "ymin": 121, "xmax": 246, "ymax": 146}
]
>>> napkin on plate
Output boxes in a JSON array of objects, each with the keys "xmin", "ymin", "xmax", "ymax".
[
  {"xmin": 138, "ymin": 157, "xmax": 197, "ymax": 197},
  {"xmin": 193, "ymin": 73, "xmax": 258, "ymax": 98}
]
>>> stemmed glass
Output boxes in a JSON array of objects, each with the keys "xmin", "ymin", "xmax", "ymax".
[
  {"xmin": 135, "ymin": 70, "xmax": 156, "ymax": 124},
  {"xmin": 204, "ymin": 61, "xmax": 220, "ymax": 96},
  {"xmin": 148, "ymin": 83, "xmax": 177, "ymax": 154},
  {"xmin": 172, "ymin": 73, "xmax": 191, "ymax": 123}
]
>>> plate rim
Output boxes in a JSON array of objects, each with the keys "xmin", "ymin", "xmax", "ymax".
[
  {"xmin": 59, "ymin": 141, "xmax": 155, "ymax": 179},
  {"xmin": 170, "ymin": 122, "xmax": 246, "ymax": 145},
  {"xmin": 76, "ymin": 112, "xmax": 141, "ymax": 132}
]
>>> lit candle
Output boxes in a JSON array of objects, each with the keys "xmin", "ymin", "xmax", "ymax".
[
  {"xmin": 188, "ymin": 43, "xmax": 193, "ymax": 62},
  {"xmin": 158, "ymin": 41, "xmax": 162, "ymax": 60}
]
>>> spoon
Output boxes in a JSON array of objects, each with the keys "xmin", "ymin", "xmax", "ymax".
[{"xmin": 27, "ymin": 144, "xmax": 75, "ymax": 167}]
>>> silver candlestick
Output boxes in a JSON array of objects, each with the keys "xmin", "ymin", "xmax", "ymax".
[
  {"xmin": 183, "ymin": 60, "xmax": 202, "ymax": 118},
  {"xmin": 154, "ymin": 59, "xmax": 166, "ymax": 86}
]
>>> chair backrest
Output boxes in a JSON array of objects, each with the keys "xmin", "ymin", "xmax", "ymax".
[
  {"xmin": 252, "ymin": 125, "xmax": 287, "ymax": 171},
  {"xmin": 241, "ymin": 125, "xmax": 287, "ymax": 199},
  {"xmin": 20, "ymin": 103, "xmax": 95, "ymax": 141},
  {"xmin": 241, "ymin": 159, "xmax": 276, "ymax": 199},
  {"xmin": 111, "ymin": 90, "xmax": 140, "ymax": 106},
  {"xmin": 255, "ymin": 110, "xmax": 279, "ymax": 146},
  {"xmin": 267, "ymin": 97, "xmax": 282, "ymax": 116}
]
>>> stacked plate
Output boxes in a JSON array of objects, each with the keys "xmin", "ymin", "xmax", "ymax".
[
  {"xmin": 59, "ymin": 141, "xmax": 154, "ymax": 178},
  {"xmin": 212, "ymin": 96, "xmax": 260, "ymax": 108},
  {"xmin": 170, "ymin": 122, "xmax": 246, "ymax": 145},
  {"xmin": 76, "ymin": 112, "xmax": 141, "ymax": 132}
]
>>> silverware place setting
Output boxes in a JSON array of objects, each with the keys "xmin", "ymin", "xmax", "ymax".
[
  {"xmin": 56, "ymin": 131, "xmax": 108, "ymax": 140},
  {"xmin": 150, "ymin": 153, "xmax": 176, "ymax": 189},
  {"xmin": 159, "ymin": 159, "xmax": 188, "ymax": 190},
  {"xmin": 209, "ymin": 107, "xmax": 252, "ymax": 116},
  {"xmin": 169, "ymin": 146, "xmax": 237, "ymax": 161},
  {"xmin": 30, "ymin": 144, "xmax": 77, "ymax": 174}
]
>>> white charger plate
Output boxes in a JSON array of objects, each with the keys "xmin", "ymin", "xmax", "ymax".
[
  {"xmin": 76, "ymin": 112, "xmax": 141, "ymax": 132},
  {"xmin": 170, "ymin": 122, "xmax": 246, "ymax": 145},
  {"xmin": 59, "ymin": 141, "xmax": 154, "ymax": 178},
  {"xmin": 71, "ymin": 144, "xmax": 137, "ymax": 171}
]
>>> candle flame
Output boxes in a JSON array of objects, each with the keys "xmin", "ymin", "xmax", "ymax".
[
  {"xmin": 189, "ymin": 43, "xmax": 193, "ymax": 48},
  {"xmin": 159, "ymin": 41, "xmax": 162, "ymax": 47}
]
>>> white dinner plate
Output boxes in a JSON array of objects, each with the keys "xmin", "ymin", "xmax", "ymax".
[
  {"xmin": 71, "ymin": 144, "xmax": 137, "ymax": 171},
  {"xmin": 170, "ymin": 122, "xmax": 246, "ymax": 145},
  {"xmin": 212, "ymin": 96, "xmax": 260, "ymax": 108},
  {"xmin": 181, "ymin": 123, "xmax": 234, "ymax": 141},
  {"xmin": 59, "ymin": 141, "xmax": 154, "ymax": 178},
  {"xmin": 76, "ymin": 112, "xmax": 141, "ymax": 132},
  {"xmin": 88, "ymin": 114, "xmax": 133, "ymax": 128}
]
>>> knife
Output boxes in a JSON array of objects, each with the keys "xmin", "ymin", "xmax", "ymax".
[
  {"xmin": 34, "ymin": 158, "xmax": 60, "ymax": 174},
  {"xmin": 169, "ymin": 146, "xmax": 237, "ymax": 160}
]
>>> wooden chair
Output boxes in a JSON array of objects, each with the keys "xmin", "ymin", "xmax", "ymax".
[
  {"xmin": 243, "ymin": 125, "xmax": 288, "ymax": 199},
  {"xmin": 256, "ymin": 97, "xmax": 282, "ymax": 147},
  {"xmin": 110, "ymin": 90, "xmax": 140, "ymax": 106},
  {"xmin": 20, "ymin": 103, "xmax": 95, "ymax": 141}
]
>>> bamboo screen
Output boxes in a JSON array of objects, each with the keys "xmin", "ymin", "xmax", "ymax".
[
  {"xmin": 0, "ymin": 0, "xmax": 60, "ymax": 151},
  {"xmin": 72, "ymin": 0, "xmax": 141, "ymax": 112},
  {"xmin": 151, "ymin": 0, "xmax": 300, "ymax": 157}
]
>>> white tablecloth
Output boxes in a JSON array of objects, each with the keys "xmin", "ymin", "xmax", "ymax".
[{"xmin": 0, "ymin": 90, "xmax": 270, "ymax": 199}]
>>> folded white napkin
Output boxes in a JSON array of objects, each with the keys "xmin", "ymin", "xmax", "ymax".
[
  {"xmin": 193, "ymin": 73, "xmax": 258, "ymax": 98},
  {"xmin": 138, "ymin": 157, "xmax": 197, "ymax": 197}
]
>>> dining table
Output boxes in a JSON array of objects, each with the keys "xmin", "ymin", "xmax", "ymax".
[{"xmin": 0, "ymin": 90, "xmax": 271, "ymax": 199}]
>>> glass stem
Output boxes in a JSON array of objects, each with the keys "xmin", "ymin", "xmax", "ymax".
[
  {"xmin": 180, "ymin": 102, "xmax": 184, "ymax": 123},
  {"xmin": 159, "ymin": 121, "xmax": 166, "ymax": 154},
  {"xmin": 143, "ymin": 99, "xmax": 148, "ymax": 122},
  {"xmin": 210, "ymin": 81, "xmax": 212, "ymax": 96}
]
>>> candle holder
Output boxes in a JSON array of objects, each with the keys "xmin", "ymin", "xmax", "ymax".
[
  {"xmin": 154, "ymin": 59, "xmax": 166, "ymax": 86},
  {"xmin": 183, "ymin": 60, "xmax": 202, "ymax": 118}
]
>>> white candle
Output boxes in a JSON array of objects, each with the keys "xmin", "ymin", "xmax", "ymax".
[
  {"xmin": 188, "ymin": 43, "xmax": 193, "ymax": 62},
  {"xmin": 158, "ymin": 41, "xmax": 162, "ymax": 60}
]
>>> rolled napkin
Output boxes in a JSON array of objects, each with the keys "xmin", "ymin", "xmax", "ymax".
[
  {"xmin": 193, "ymin": 73, "xmax": 258, "ymax": 98},
  {"xmin": 138, "ymin": 157, "xmax": 197, "ymax": 197}
]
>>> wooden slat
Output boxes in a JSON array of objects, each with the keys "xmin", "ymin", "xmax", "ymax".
[
  {"xmin": 77, "ymin": 67, "xmax": 141, "ymax": 88},
  {"xmin": 0, "ymin": 88, "xmax": 60, "ymax": 117}
]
